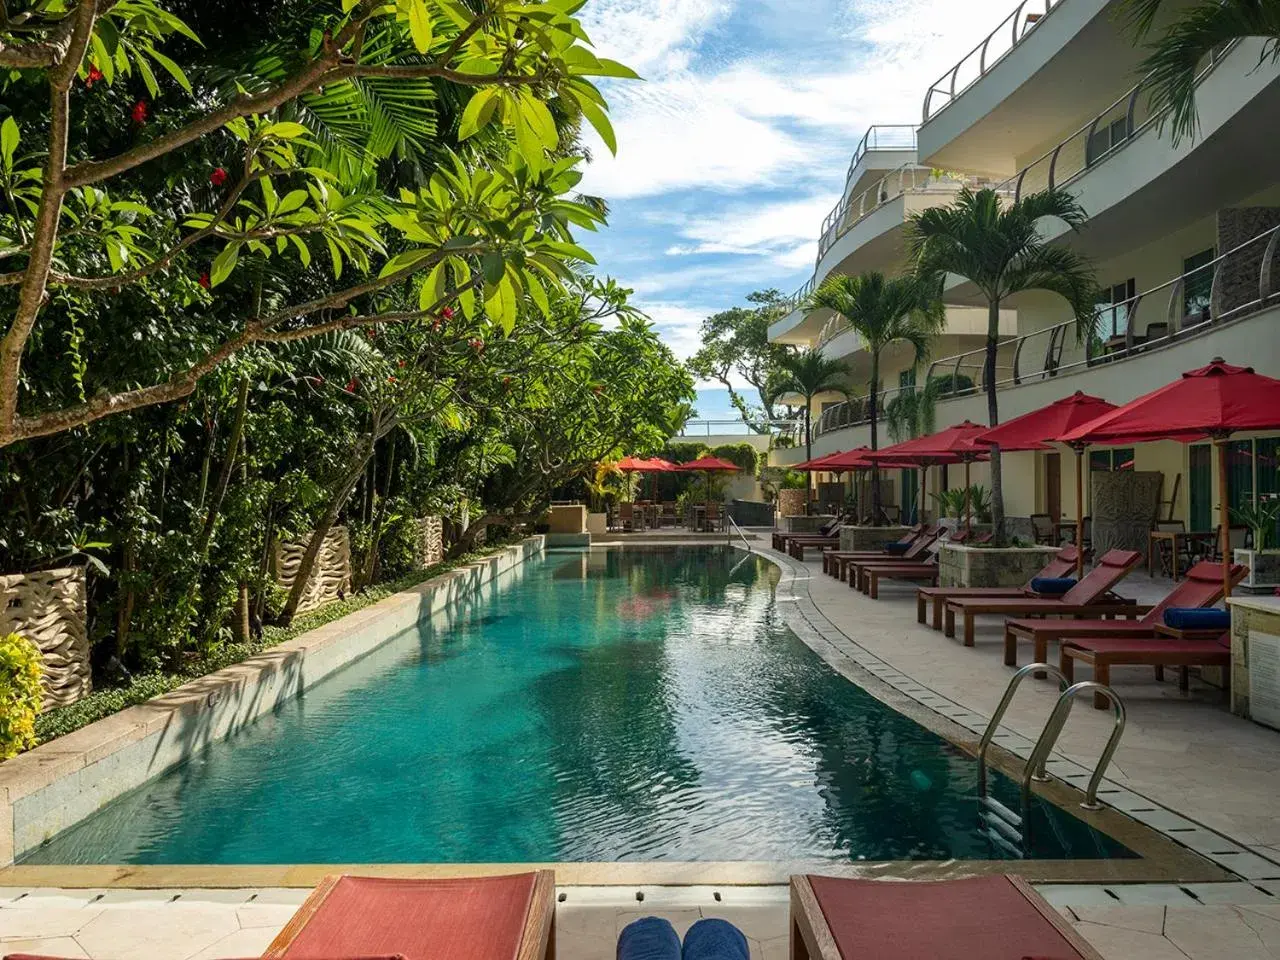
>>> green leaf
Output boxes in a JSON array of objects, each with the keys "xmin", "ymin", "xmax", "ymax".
[
  {"xmin": 103, "ymin": 235, "xmax": 126, "ymax": 272},
  {"xmin": 378, "ymin": 248, "xmax": 435, "ymax": 278},
  {"xmin": 485, "ymin": 274, "xmax": 517, "ymax": 334},
  {"xmin": 326, "ymin": 237, "xmax": 343, "ymax": 279},
  {"xmin": 458, "ymin": 88, "xmax": 501, "ymax": 141},
  {"xmin": 570, "ymin": 89, "xmax": 615, "ymax": 154},
  {"xmin": 519, "ymin": 93, "xmax": 559, "ymax": 150},
  {"xmin": 407, "ymin": 0, "xmax": 433, "ymax": 53},
  {"xmin": 135, "ymin": 53, "xmax": 159, "ymax": 98},
  {"xmin": 147, "ymin": 47, "xmax": 193, "ymax": 95},
  {"xmin": 262, "ymin": 121, "xmax": 309, "ymax": 140},
  {"xmin": 455, "ymin": 57, "xmax": 499, "ymax": 76},
  {"xmin": 276, "ymin": 190, "xmax": 309, "ymax": 215},
  {"xmin": 524, "ymin": 269, "xmax": 550, "ymax": 318},
  {"xmin": 481, "ymin": 252, "xmax": 504, "ymax": 285},
  {"xmin": 209, "ymin": 242, "xmax": 240, "ymax": 287},
  {"xmin": 419, "ymin": 260, "xmax": 447, "ymax": 310},
  {"xmin": 289, "ymin": 233, "xmax": 312, "ymax": 268},
  {"xmin": 0, "ymin": 117, "xmax": 18, "ymax": 171}
]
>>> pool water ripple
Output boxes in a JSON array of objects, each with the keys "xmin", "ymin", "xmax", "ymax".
[{"xmin": 26, "ymin": 547, "xmax": 1131, "ymax": 865}]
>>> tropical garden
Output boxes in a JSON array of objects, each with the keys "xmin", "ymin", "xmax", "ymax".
[{"xmin": 0, "ymin": 0, "xmax": 696, "ymax": 752}]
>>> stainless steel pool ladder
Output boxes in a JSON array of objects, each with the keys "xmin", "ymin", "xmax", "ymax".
[
  {"xmin": 727, "ymin": 515, "xmax": 752, "ymax": 550},
  {"xmin": 976, "ymin": 663, "xmax": 1127, "ymax": 854}
]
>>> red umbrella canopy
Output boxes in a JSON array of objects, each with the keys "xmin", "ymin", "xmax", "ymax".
[
  {"xmin": 678, "ymin": 455, "xmax": 741, "ymax": 472},
  {"xmin": 863, "ymin": 420, "xmax": 992, "ymax": 465},
  {"xmin": 1060, "ymin": 359, "xmax": 1280, "ymax": 445},
  {"xmin": 614, "ymin": 455, "xmax": 654, "ymax": 472},
  {"xmin": 798, "ymin": 446, "xmax": 875, "ymax": 471},
  {"xmin": 639, "ymin": 457, "xmax": 678, "ymax": 471},
  {"xmin": 976, "ymin": 391, "xmax": 1119, "ymax": 451}
]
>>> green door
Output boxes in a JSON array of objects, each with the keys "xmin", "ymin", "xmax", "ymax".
[
  {"xmin": 1189, "ymin": 444, "xmax": 1212, "ymax": 532},
  {"xmin": 901, "ymin": 468, "xmax": 918, "ymax": 524}
]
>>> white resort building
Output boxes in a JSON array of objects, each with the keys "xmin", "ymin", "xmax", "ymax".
[{"xmin": 769, "ymin": 0, "xmax": 1280, "ymax": 532}]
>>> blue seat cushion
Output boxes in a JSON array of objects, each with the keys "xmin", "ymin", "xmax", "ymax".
[
  {"xmin": 1163, "ymin": 607, "xmax": 1230, "ymax": 630},
  {"xmin": 884, "ymin": 542, "xmax": 911, "ymax": 554},
  {"xmin": 683, "ymin": 919, "xmax": 750, "ymax": 960},
  {"xmin": 1030, "ymin": 577, "xmax": 1076, "ymax": 595},
  {"xmin": 618, "ymin": 917, "xmax": 681, "ymax": 960}
]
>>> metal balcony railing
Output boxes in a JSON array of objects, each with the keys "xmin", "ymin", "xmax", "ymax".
[
  {"xmin": 678, "ymin": 419, "xmax": 803, "ymax": 442},
  {"xmin": 922, "ymin": 223, "xmax": 1280, "ymax": 397},
  {"xmin": 846, "ymin": 125, "xmax": 919, "ymax": 183},
  {"xmin": 922, "ymin": 0, "xmax": 1064, "ymax": 122},
  {"xmin": 811, "ymin": 223, "xmax": 1280, "ymax": 438},
  {"xmin": 994, "ymin": 42, "xmax": 1237, "ymax": 202}
]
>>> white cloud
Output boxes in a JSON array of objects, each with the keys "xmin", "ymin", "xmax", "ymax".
[
  {"xmin": 577, "ymin": 0, "xmax": 732, "ymax": 73},
  {"xmin": 637, "ymin": 302, "xmax": 713, "ymax": 360},
  {"xmin": 665, "ymin": 194, "xmax": 835, "ymax": 265}
]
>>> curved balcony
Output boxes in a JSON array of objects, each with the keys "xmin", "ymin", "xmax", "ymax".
[
  {"xmin": 922, "ymin": 0, "xmax": 1065, "ymax": 123},
  {"xmin": 845, "ymin": 125, "xmax": 919, "ymax": 185}
]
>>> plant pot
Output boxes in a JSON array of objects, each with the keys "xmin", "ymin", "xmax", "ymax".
[
  {"xmin": 939, "ymin": 543, "xmax": 1061, "ymax": 588},
  {"xmin": 586, "ymin": 512, "xmax": 608, "ymax": 537},
  {"xmin": 1234, "ymin": 548, "xmax": 1280, "ymax": 593},
  {"xmin": 839, "ymin": 525, "xmax": 909, "ymax": 552}
]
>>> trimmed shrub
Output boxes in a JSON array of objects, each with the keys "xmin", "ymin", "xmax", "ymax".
[
  {"xmin": 710, "ymin": 442, "xmax": 759, "ymax": 473},
  {"xmin": 665, "ymin": 441, "xmax": 711, "ymax": 464},
  {"xmin": 0, "ymin": 632, "xmax": 44, "ymax": 759}
]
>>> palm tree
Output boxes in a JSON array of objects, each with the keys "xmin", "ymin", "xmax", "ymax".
[
  {"xmin": 805, "ymin": 272, "xmax": 945, "ymax": 522},
  {"xmin": 775, "ymin": 348, "xmax": 850, "ymax": 480},
  {"xmin": 907, "ymin": 187, "xmax": 1096, "ymax": 540},
  {"xmin": 1120, "ymin": 0, "xmax": 1280, "ymax": 145}
]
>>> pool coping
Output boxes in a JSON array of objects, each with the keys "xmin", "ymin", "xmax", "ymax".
[
  {"xmin": 759, "ymin": 545, "xmax": 1280, "ymax": 887},
  {"xmin": 0, "ymin": 537, "xmax": 545, "ymax": 868}
]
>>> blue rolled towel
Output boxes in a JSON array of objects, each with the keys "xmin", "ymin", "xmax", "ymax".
[
  {"xmin": 1163, "ymin": 607, "xmax": 1230, "ymax": 630},
  {"xmin": 618, "ymin": 917, "xmax": 681, "ymax": 960},
  {"xmin": 1030, "ymin": 576, "xmax": 1076, "ymax": 595},
  {"xmin": 884, "ymin": 542, "xmax": 911, "ymax": 554},
  {"xmin": 683, "ymin": 918, "xmax": 750, "ymax": 960}
]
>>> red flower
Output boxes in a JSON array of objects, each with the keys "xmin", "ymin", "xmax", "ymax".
[
  {"xmin": 468, "ymin": 338, "xmax": 484, "ymax": 352},
  {"xmin": 85, "ymin": 66, "xmax": 103, "ymax": 88},
  {"xmin": 397, "ymin": 360, "xmax": 405, "ymax": 368},
  {"xmin": 431, "ymin": 320, "xmax": 441, "ymax": 332},
  {"xmin": 441, "ymin": 307, "xmax": 455, "ymax": 320},
  {"xmin": 502, "ymin": 376, "xmax": 512, "ymax": 389},
  {"xmin": 387, "ymin": 376, "xmax": 397, "ymax": 384},
  {"xmin": 198, "ymin": 272, "xmax": 210, "ymax": 289},
  {"xmin": 593, "ymin": 384, "xmax": 603, "ymax": 395},
  {"xmin": 346, "ymin": 378, "xmax": 359, "ymax": 393},
  {"xmin": 131, "ymin": 100, "xmax": 148, "ymax": 124},
  {"xmin": 210, "ymin": 167, "xmax": 228, "ymax": 187}
]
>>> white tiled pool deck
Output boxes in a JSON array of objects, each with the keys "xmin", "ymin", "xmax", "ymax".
[{"xmin": 6, "ymin": 539, "xmax": 1280, "ymax": 960}]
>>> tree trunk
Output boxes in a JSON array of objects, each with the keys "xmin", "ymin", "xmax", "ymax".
[
  {"xmin": 233, "ymin": 584, "xmax": 251, "ymax": 643},
  {"xmin": 279, "ymin": 425, "xmax": 380, "ymax": 626},
  {"xmin": 358, "ymin": 435, "xmax": 396, "ymax": 589},
  {"xmin": 985, "ymin": 298, "xmax": 1006, "ymax": 543},
  {"xmin": 868, "ymin": 353, "xmax": 881, "ymax": 525},
  {"xmin": 194, "ymin": 376, "xmax": 250, "ymax": 561}
]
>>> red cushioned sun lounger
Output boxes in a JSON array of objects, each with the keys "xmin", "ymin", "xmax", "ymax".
[
  {"xmin": 916, "ymin": 545, "xmax": 1081, "ymax": 629},
  {"xmin": 943, "ymin": 549, "xmax": 1143, "ymax": 647},
  {"xmin": 829, "ymin": 525, "xmax": 942, "ymax": 580},
  {"xmin": 1061, "ymin": 632, "xmax": 1232, "ymax": 709},
  {"xmin": 263, "ymin": 872, "xmax": 556, "ymax": 960},
  {"xmin": 821, "ymin": 524, "xmax": 929, "ymax": 575},
  {"xmin": 1002, "ymin": 561, "xmax": 1246, "ymax": 667},
  {"xmin": 790, "ymin": 874, "xmax": 1103, "ymax": 960}
]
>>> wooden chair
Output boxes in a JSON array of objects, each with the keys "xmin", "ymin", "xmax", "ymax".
[{"xmin": 1030, "ymin": 513, "xmax": 1055, "ymax": 545}]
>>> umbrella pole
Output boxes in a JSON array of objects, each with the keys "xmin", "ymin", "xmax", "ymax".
[
  {"xmin": 920, "ymin": 467, "xmax": 927, "ymax": 526},
  {"xmin": 1074, "ymin": 445, "xmax": 1085, "ymax": 579},
  {"xmin": 964, "ymin": 459, "xmax": 971, "ymax": 532},
  {"xmin": 1218, "ymin": 439, "xmax": 1233, "ymax": 600}
]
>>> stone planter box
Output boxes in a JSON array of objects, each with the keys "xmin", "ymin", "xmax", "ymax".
[
  {"xmin": 783, "ymin": 515, "xmax": 832, "ymax": 533},
  {"xmin": 939, "ymin": 543, "xmax": 1060, "ymax": 588},
  {"xmin": 273, "ymin": 526, "xmax": 352, "ymax": 615},
  {"xmin": 777, "ymin": 489, "xmax": 807, "ymax": 518},
  {"xmin": 729, "ymin": 499, "xmax": 774, "ymax": 527},
  {"xmin": 586, "ymin": 512, "xmax": 608, "ymax": 537},
  {"xmin": 1235, "ymin": 548, "xmax": 1280, "ymax": 593},
  {"xmin": 548, "ymin": 504, "xmax": 587, "ymax": 535},
  {"xmin": 1228, "ymin": 596, "xmax": 1280, "ymax": 724},
  {"xmin": 839, "ymin": 525, "xmax": 910, "ymax": 552},
  {"xmin": 0, "ymin": 567, "xmax": 92, "ymax": 711}
]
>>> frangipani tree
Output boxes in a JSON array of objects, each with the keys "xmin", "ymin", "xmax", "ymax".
[{"xmin": 0, "ymin": 0, "xmax": 634, "ymax": 447}]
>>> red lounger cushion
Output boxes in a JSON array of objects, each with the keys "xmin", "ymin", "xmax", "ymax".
[
  {"xmin": 271, "ymin": 874, "xmax": 539, "ymax": 960},
  {"xmin": 808, "ymin": 874, "xmax": 1087, "ymax": 960}
]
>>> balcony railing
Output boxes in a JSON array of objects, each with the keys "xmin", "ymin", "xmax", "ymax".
[
  {"xmin": 812, "ymin": 385, "xmax": 917, "ymax": 439},
  {"xmin": 994, "ymin": 41, "xmax": 1237, "ymax": 202},
  {"xmin": 922, "ymin": 0, "xmax": 1064, "ymax": 122},
  {"xmin": 846, "ymin": 125, "xmax": 919, "ymax": 183},
  {"xmin": 922, "ymin": 223, "xmax": 1280, "ymax": 396},
  {"xmin": 812, "ymin": 223, "xmax": 1280, "ymax": 436},
  {"xmin": 678, "ymin": 418, "xmax": 803, "ymax": 442}
]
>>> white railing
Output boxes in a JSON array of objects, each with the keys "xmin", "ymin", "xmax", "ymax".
[
  {"xmin": 922, "ymin": 0, "xmax": 1064, "ymax": 122},
  {"xmin": 995, "ymin": 42, "xmax": 1237, "ymax": 202},
  {"xmin": 922, "ymin": 223, "xmax": 1280, "ymax": 396},
  {"xmin": 678, "ymin": 419, "xmax": 803, "ymax": 442},
  {"xmin": 846, "ymin": 125, "xmax": 919, "ymax": 183}
]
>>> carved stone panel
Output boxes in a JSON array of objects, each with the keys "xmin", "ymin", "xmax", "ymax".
[
  {"xmin": 418, "ymin": 516, "xmax": 444, "ymax": 568},
  {"xmin": 274, "ymin": 526, "xmax": 352, "ymax": 615},
  {"xmin": 0, "ymin": 567, "xmax": 92, "ymax": 711},
  {"xmin": 1091, "ymin": 471, "xmax": 1162, "ymax": 557}
]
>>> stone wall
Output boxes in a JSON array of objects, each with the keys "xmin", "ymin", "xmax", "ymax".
[
  {"xmin": 1091, "ymin": 471, "xmax": 1162, "ymax": 557},
  {"xmin": 777, "ymin": 489, "xmax": 807, "ymax": 518},
  {"xmin": 729, "ymin": 499, "xmax": 774, "ymax": 526},
  {"xmin": 273, "ymin": 526, "xmax": 352, "ymax": 614},
  {"xmin": 1217, "ymin": 207, "xmax": 1280, "ymax": 317},
  {"xmin": 0, "ymin": 567, "xmax": 91, "ymax": 711},
  {"xmin": 1230, "ymin": 601, "xmax": 1280, "ymax": 722},
  {"xmin": 782, "ymin": 515, "xmax": 831, "ymax": 533},
  {"xmin": 839, "ymin": 525, "xmax": 909, "ymax": 552},
  {"xmin": 418, "ymin": 516, "xmax": 444, "ymax": 568},
  {"xmin": 547, "ymin": 504, "xmax": 587, "ymax": 535},
  {"xmin": 939, "ymin": 544, "xmax": 1060, "ymax": 588}
]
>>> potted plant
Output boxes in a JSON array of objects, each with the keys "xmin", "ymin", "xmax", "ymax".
[{"xmin": 1231, "ymin": 497, "xmax": 1280, "ymax": 591}]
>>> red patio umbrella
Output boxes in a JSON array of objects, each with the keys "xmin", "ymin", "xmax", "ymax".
[
  {"xmin": 677, "ymin": 456, "xmax": 741, "ymax": 530},
  {"xmin": 794, "ymin": 448, "xmax": 876, "ymax": 518},
  {"xmin": 976, "ymin": 391, "xmax": 1120, "ymax": 577},
  {"xmin": 864, "ymin": 421, "xmax": 992, "ymax": 529},
  {"xmin": 1060, "ymin": 358, "xmax": 1280, "ymax": 598}
]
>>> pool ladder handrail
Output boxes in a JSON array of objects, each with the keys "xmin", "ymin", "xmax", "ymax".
[
  {"xmin": 727, "ymin": 515, "xmax": 752, "ymax": 551},
  {"xmin": 976, "ymin": 664, "xmax": 1127, "ymax": 855}
]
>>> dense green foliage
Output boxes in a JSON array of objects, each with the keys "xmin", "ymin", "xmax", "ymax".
[
  {"xmin": 0, "ymin": 632, "xmax": 43, "ymax": 758},
  {"xmin": 0, "ymin": 0, "xmax": 695, "ymax": 743},
  {"xmin": 774, "ymin": 348, "xmax": 850, "ymax": 467},
  {"xmin": 688, "ymin": 290, "xmax": 792, "ymax": 426},
  {"xmin": 709, "ymin": 442, "xmax": 759, "ymax": 474}
]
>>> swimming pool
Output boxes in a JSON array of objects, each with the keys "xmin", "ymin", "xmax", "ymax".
[{"xmin": 28, "ymin": 546, "xmax": 1131, "ymax": 864}]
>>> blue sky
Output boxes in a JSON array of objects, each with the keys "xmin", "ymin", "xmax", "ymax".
[{"xmin": 574, "ymin": 0, "xmax": 1012, "ymax": 373}]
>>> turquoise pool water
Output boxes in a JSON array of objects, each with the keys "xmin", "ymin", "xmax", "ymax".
[{"xmin": 28, "ymin": 547, "xmax": 1132, "ymax": 864}]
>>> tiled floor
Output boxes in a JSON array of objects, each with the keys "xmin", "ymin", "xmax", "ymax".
[{"xmin": 7, "ymin": 886, "xmax": 1280, "ymax": 959}]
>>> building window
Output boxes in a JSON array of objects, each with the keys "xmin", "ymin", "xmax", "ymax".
[
  {"xmin": 898, "ymin": 368, "xmax": 916, "ymax": 394},
  {"xmin": 1094, "ymin": 279, "xmax": 1136, "ymax": 340},
  {"xmin": 1182, "ymin": 248, "xmax": 1215, "ymax": 323},
  {"xmin": 1089, "ymin": 448, "xmax": 1134, "ymax": 472},
  {"xmin": 1086, "ymin": 115, "xmax": 1132, "ymax": 165}
]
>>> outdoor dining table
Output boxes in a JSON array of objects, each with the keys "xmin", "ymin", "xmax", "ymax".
[{"xmin": 1147, "ymin": 529, "xmax": 1218, "ymax": 580}]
